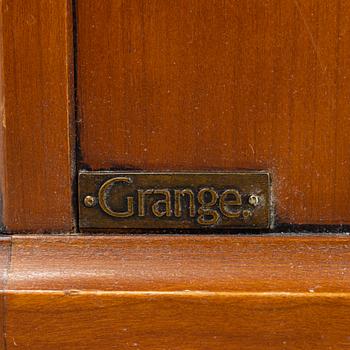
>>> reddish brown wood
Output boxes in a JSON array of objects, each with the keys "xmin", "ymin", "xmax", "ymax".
[
  {"xmin": 2, "ymin": 235, "xmax": 350, "ymax": 349},
  {"xmin": 77, "ymin": 0, "xmax": 350, "ymax": 225},
  {"xmin": 7, "ymin": 235, "xmax": 350, "ymax": 292},
  {"xmin": 0, "ymin": 237, "xmax": 11, "ymax": 350},
  {"xmin": 7, "ymin": 293, "xmax": 350, "ymax": 350},
  {"xmin": 0, "ymin": 0, "xmax": 75, "ymax": 232}
]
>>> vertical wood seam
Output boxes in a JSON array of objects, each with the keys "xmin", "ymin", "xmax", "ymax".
[{"xmin": 72, "ymin": 0, "xmax": 81, "ymax": 233}]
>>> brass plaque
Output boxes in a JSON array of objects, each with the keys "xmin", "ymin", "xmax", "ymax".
[{"xmin": 79, "ymin": 171, "xmax": 271, "ymax": 230}]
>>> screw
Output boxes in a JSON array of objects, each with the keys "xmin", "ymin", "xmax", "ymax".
[
  {"xmin": 242, "ymin": 209, "xmax": 253, "ymax": 219},
  {"xmin": 248, "ymin": 194, "xmax": 259, "ymax": 206},
  {"xmin": 84, "ymin": 195, "xmax": 97, "ymax": 208}
]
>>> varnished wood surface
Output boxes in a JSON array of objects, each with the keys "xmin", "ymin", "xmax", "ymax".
[
  {"xmin": 7, "ymin": 235, "xmax": 350, "ymax": 292},
  {"xmin": 7, "ymin": 293, "xmax": 350, "ymax": 350},
  {"xmin": 0, "ymin": 0, "xmax": 74, "ymax": 232},
  {"xmin": 77, "ymin": 0, "xmax": 350, "ymax": 225},
  {"xmin": 0, "ymin": 238, "xmax": 10, "ymax": 350},
  {"xmin": 1, "ymin": 235, "xmax": 350, "ymax": 349}
]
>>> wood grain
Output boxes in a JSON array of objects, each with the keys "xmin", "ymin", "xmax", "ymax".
[
  {"xmin": 77, "ymin": 0, "xmax": 350, "ymax": 225},
  {"xmin": 7, "ymin": 235, "xmax": 350, "ymax": 292},
  {"xmin": 0, "ymin": 237, "xmax": 11, "ymax": 350},
  {"xmin": 7, "ymin": 293, "xmax": 350, "ymax": 350},
  {"xmin": 2, "ymin": 235, "xmax": 350, "ymax": 349},
  {"xmin": 0, "ymin": 0, "xmax": 74, "ymax": 232}
]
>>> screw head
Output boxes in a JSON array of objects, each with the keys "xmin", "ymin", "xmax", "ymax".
[
  {"xmin": 242, "ymin": 209, "xmax": 253, "ymax": 219},
  {"xmin": 248, "ymin": 194, "xmax": 259, "ymax": 206},
  {"xmin": 84, "ymin": 195, "xmax": 97, "ymax": 208}
]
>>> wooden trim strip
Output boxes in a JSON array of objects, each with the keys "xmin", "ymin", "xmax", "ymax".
[
  {"xmin": 0, "ymin": 235, "xmax": 349, "ymax": 349},
  {"xmin": 4, "ymin": 290, "xmax": 350, "ymax": 298},
  {"xmin": 8, "ymin": 235, "xmax": 350, "ymax": 292},
  {"xmin": 0, "ymin": 0, "xmax": 75, "ymax": 232}
]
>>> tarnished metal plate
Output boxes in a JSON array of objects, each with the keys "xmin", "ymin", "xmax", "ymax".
[{"xmin": 79, "ymin": 171, "xmax": 271, "ymax": 230}]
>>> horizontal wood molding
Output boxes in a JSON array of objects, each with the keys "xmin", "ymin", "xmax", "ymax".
[
  {"xmin": 0, "ymin": 235, "xmax": 350, "ymax": 349},
  {"xmin": 0, "ymin": 0, "xmax": 75, "ymax": 232}
]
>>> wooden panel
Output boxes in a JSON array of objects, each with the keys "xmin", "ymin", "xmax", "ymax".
[
  {"xmin": 6, "ymin": 293, "xmax": 350, "ymax": 350},
  {"xmin": 3, "ymin": 235, "xmax": 350, "ymax": 349},
  {"xmin": 0, "ymin": 0, "xmax": 74, "ymax": 232},
  {"xmin": 0, "ymin": 237, "xmax": 11, "ymax": 350},
  {"xmin": 77, "ymin": 0, "xmax": 350, "ymax": 225}
]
